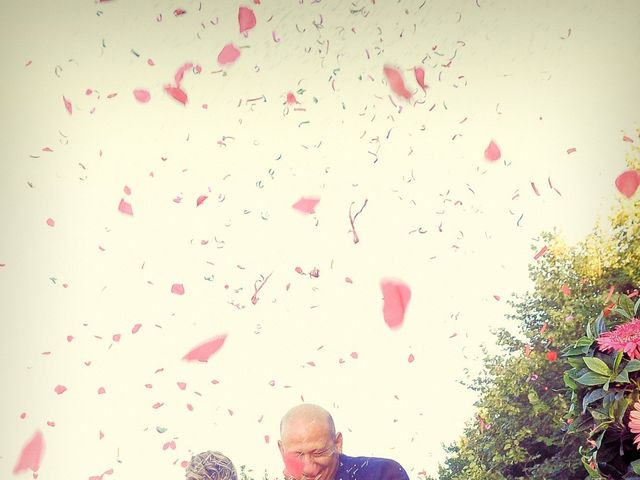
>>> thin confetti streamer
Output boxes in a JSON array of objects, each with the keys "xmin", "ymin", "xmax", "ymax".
[
  {"xmin": 383, "ymin": 65, "xmax": 412, "ymax": 99},
  {"xmin": 183, "ymin": 335, "xmax": 227, "ymax": 362},
  {"xmin": 380, "ymin": 279, "xmax": 411, "ymax": 329},
  {"xmin": 13, "ymin": 431, "xmax": 45, "ymax": 474}
]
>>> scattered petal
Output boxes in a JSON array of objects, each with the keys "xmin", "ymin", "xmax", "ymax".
[
  {"xmin": 196, "ymin": 195, "xmax": 208, "ymax": 207},
  {"xmin": 118, "ymin": 199, "xmax": 133, "ymax": 216},
  {"xmin": 615, "ymin": 170, "xmax": 640, "ymax": 198},
  {"xmin": 534, "ymin": 245, "xmax": 548, "ymax": 261},
  {"xmin": 171, "ymin": 283, "xmax": 185, "ymax": 295},
  {"xmin": 414, "ymin": 66, "xmax": 427, "ymax": 91},
  {"xmin": 133, "ymin": 89, "xmax": 151, "ymax": 103},
  {"xmin": 408, "ymin": 353, "xmax": 415, "ymax": 363},
  {"xmin": 112, "ymin": 334, "xmax": 121, "ymax": 342},
  {"xmin": 380, "ymin": 278, "xmax": 411, "ymax": 329},
  {"xmin": 238, "ymin": 6, "xmax": 257, "ymax": 34},
  {"xmin": 218, "ymin": 43, "xmax": 241, "ymax": 65},
  {"xmin": 286, "ymin": 92, "xmax": 298, "ymax": 104},
  {"xmin": 46, "ymin": 218, "xmax": 55, "ymax": 227},
  {"xmin": 383, "ymin": 65, "xmax": 411, "ymax": 99},
  {"xmin": 566, "ymin": 147, "xmax": 576, "ymax": 154},
  {"xmin": 132, "ymin": 323, "xmax": 142, "ymax": 334},
  {"xmin": 183, "ymin": 335, "xmax": 227, "ymax": 362},
  {"xmin": 292, "ymin": 196, "xmax": 320, "ymax": 214},
  {"xmin": 54, "ymin": 385, "xmax": 67, "ymax": 395},
  {"xmin": 152, "ymin": 402, "xmax": 164, "ymax": 409},
  {"xmin": 177, "ymin": 382, "xmax": 187, "ymax": 390},
  {"xmin": 484, "ymin": 140, "xmax": 501, "ymax": 162},
  {"xmin": 13, "ymin": 431, "xmax": 45, "ymax": 474},
  {"xmin": 63, "ymin": 96, "xmax": 72, "ymax": 115},
  {"xmin": 98, "ymin": 387, "xmax": 106, "ymax": 395},
  {"xmin": 164, "ymin": 86, "xmax": 188, "ymax": 104}
]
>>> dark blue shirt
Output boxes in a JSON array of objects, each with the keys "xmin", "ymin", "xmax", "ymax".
[{"xmin": 334, "ymin": 454, "xmax": 409, "ymax": 480}]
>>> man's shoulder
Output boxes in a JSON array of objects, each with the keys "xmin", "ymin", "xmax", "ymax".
[{"xmin": 335, "ymin": 454, "xmax": 408, "ymax": 480}]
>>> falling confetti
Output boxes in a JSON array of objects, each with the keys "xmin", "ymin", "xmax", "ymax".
[
  {"xmin": 62, "ymin": 96, "xmax": 72, "ymax": 115},
  {"xmin": 238, "ymin": 6, "xmax": 257, "ymax": 34},
  {"xmin": 292, "ymin": 196, "xmax": 320, "ymax": 214},
  {"xmin": 383, "ymin": 65, "xmax": 412, "ymax": 99},
  {"xmin": 615, "ymin": 170, "xmax": 640, "ymax": 198},
  {"xmin": 218, "ymin": 43, "xmax": 241, "ymax": 65},
  {"xmin": 13, "ymin": 430, "xmax": 45, "ymax": 474},
  {"xmin": 133, "ymin": 89, "xmax": 151, "ymax": 103},
  {"xmin": 118, "ymin": 198, "xmax": 133, "ymax": 216},
  {"xmin": 414, "ymin": 66, "xmax": 427, "ymax": 91},
  {"xmin": 484, "ymin": 140, "xmax": 501, "ymax": 162},
  {"xmin": 183, "ymin": 335, "xmax": 227, "ymax": 362},
  {"xmin": 380, "ymin": 279, "xmax": 411, "ymax": 329}
]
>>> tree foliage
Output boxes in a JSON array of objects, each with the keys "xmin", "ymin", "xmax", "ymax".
[{"xmin": 433, "ymin": 144, "xmax": 640, "ymax": 480}]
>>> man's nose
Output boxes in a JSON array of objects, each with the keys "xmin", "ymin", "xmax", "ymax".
[{"xmin": 301, "ymin": 455, "xmax": 320, "ymax": 476}]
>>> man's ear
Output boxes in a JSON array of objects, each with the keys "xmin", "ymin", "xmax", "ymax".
[
  {"xmin": 278, "ymin": 440, "xmax": 284, "ymax": 456},
  {"xmin": 334, "ymin": 432, "xmax": 343, "ymax": 453}
]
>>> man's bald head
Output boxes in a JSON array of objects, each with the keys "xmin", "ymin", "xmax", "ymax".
[{"xmin": 280, "ymin": 403, "xmax": 336, "ymax": 439}]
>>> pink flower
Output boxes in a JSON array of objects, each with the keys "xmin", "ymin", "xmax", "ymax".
[
  {"xmin": 629, "ymin": 401, "xmax": 640, "ymax": 448},
  {"xmin": 597, "ymin": 318, "xmax": 640, "ymax": 359}
]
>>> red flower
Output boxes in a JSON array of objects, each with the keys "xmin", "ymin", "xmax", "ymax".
[{"xmin": 546, "ymin": 351, "xmax": 558, "ymax": 362}]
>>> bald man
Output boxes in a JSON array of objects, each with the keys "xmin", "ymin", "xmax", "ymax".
[{"xmin": 278, "ymin": 404, "xmax": 409, "ymax": 480}]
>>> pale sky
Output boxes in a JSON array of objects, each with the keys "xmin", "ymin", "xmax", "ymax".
[{"xmin": 1, "ymin": 0, "xmax": 639, "ymax": 479}]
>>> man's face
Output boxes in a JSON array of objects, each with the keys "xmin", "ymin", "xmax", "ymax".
[{"xmin": 279, "ymin": 419, "xmax": 342, "ymax": 480}]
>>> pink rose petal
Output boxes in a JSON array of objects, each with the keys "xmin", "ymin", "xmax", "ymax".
[
  {"xmin": 152, "ymin": 402, "xmax": 164, "ymax": 409},
  {"xmin": 147, "ymin": 58, "xmax": 155, "ymax": 66},
  {"xmin": 133, "ymin": 89, "xmax": 151, "ymax": 103},
  {"xmin": 132, "ymin": 323, "xmax": 142, "ymax": 334},
  {"xmin": 174, "ymin": 63, "xmax": 193, "ymax": 87},
  {"xmin": 350, "ymin": 352, "xmax": 358, "ymax": 359},
  {"xmin": 123, "ymin": 185, "xmax": 132, "ymax": 195},
  {"xmin": 615, "ymin": 170, "xmax": 640, "ymax": 198},
  {"xmin": 112, "ymin": 334, "xmax": 121, "ymax": 342},
  {"xmin": 187, "ymin": 403, "xmax": 194, "ymax": 411},
  {"xmin": 164, "ymin": 86, "xmax": 188, "ymax": 104},
  {"xmin": 484, "ymin": 140, "xmax": 501, "ymax": 162},
  {"xmin": 46, "ymin": 218, "xmax": 55, "ymax": 227},
  {"xmin": 63, "ymin": 96, "xmax": 72, "ymax": 115},
  {"xmin": 54, "ymin": 385, "xmax": 67, "ymax": 395},
  {"xmin": 98, "ymin": 387, "xmax": 106, "ymax": 394},
  {"xmin": 183, "ymin": 335, "xmax": 227, "ymax": 362},
  {"xmin": 196, "ymin": 195, "xmax": 208, "ymax": 206},
  {"xmin": 217, "ymin": 43, "xmax": 241, "ymax": 65},
  {"xmin": 414, "ymin": 66, "xmax": 427, "ymax": 91},
  {"xmin": 171, "ymin": 283, "xmax": 185, "ymax": 295},
  {"xmin": 118, "ymin": 198, "xmax": 133, "ymax": 216},
  {"xmin": 177, "ymin": 382, "xmax": 187, "ymax": 390},
  {"xmin": 238, "ymin": 6, "xmax": 257, "ymax": 34},
  {"xmin": 534, "ymin": 245, "xmax": 548, "ymax": 261},
  {"xmin": 380, "ymin": 279, "xmax": 411, "ymax": 329},
  {"xmin": 383, "ymin": 65, "xmax": 411, "ymax": 99},
  {"xmin": 408, "ymin": 353, "xmax": 415, "ymax": 363},
  {"xmin": 13, "ymin": 431, "xmax": 45, "ymax": 474},
  {"xmin": 286, "ymin": 92, "xmax": 298, "ymax": 104},
  {"xmin": 292, "ymin": 196, "xmax": 320, "ymax": 214}
]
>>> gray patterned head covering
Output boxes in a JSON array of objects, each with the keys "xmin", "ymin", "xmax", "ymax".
[{"xmin": 186, "ymin": 451, "xmax": 238, "ymax": 480}]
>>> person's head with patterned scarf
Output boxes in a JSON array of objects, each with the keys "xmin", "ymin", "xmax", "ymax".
[{"xmin": 186, "ymin": 451, "xmax": 238, "ymax": 480}]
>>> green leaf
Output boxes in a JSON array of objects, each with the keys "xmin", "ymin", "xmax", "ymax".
[
  {"xmin": 582, "ymin": 388, "xmax": 607, "ymax": 414},
  {"xmin": 614, "ymin": 350, "xmax": 624, "ymax": 372},
  {"xmin": 577, "ymin": 371, "xmax": 609, "ymax": 386},
  {"xmin": 614, "ymin": 369, "xmax": 630, "ymax": 383},
  {"xmin": 632, "ymin": 459, "xmax": 640, "ymax": 474},
  {"xmin": 568, "ymin": 357, "xmax": 586, "ymax": 368},
  {"xmin": 612, "ymin": 307, "xmax": 632, "ymax": 320},
  {"xmin": 626, "ymin": 360, "xmax": 640, "ymax": 372},
  {"xmin": 635, "ymin": 297, "xmax": 640, "ymax": 315},
  {"xmin": 583, "ymin": 357, "xmax": 612, "ymax": 376},
  {"xmin": 564, "ymin": 371, "xmax": 578, "ymax": 389}
]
